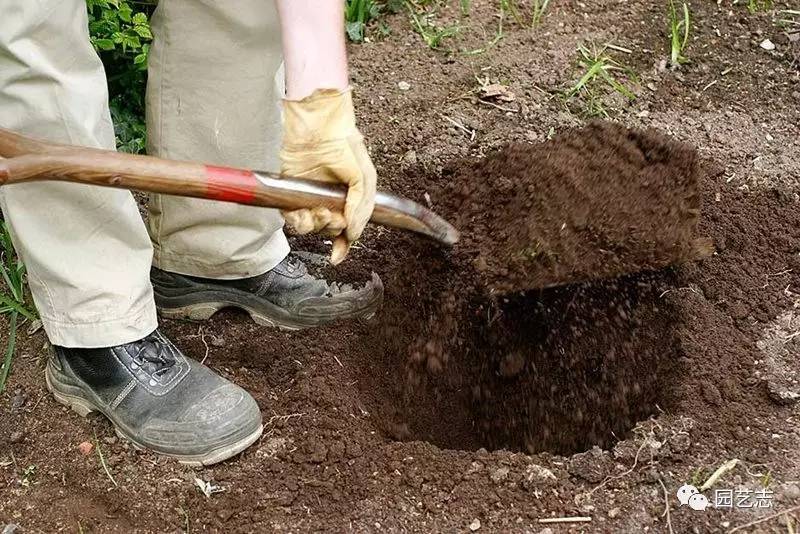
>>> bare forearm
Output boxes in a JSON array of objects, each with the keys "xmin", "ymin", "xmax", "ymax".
[{"xmin": 275, "ymin": 0, "xmax": 349, "ymax": 100}]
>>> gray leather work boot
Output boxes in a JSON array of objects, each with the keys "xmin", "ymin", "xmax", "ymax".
[
  {"xmin": 46, "ymin": 329, "xmax": 262, "ymax": 466},
  {"xmin": 151, "ymin": 252, "xmax": 383, "ymax": 330}
]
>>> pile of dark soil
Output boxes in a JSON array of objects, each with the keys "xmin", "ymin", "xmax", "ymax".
[
  {"xmin": 363, "ymin": 122, "xmax": 707, "ymax": 454},
  {"xmin": 441, "ymin": 121, "xmax": 703, "ymax": 293}
]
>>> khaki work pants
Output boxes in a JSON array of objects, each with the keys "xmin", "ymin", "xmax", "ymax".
[{"xmin": 0, "ymin": 0, "xmax": 289, "ymax": 348}]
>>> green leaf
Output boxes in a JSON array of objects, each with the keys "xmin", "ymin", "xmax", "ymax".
[
  {"xmin": 118, "ymin": 4, "xmax": 133, "ymax": 22},
  {"xmin": 122, "ymin": 33, "xmax": 142, "ymax": 49},
  {"xmin": 346, "ymin": 21, "xmax": 365, "ymax": 42},
  {"xmin": 0, "ymin": 293, "xmax": 34, "ymax": 321},
  {"xmin": 93, "ymin": 37, "xmax": 116, "ymax": 51},
  {"xmin": 132, "ymin": 12, "xmax": 148, "ymax": 25},
  {"xmin": 133, "ymin": 24, "xmax": 152, "ymax": 39}
]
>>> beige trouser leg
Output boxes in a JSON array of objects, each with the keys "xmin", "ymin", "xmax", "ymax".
[
  {"xmin": 147, "ymin": 0, "xmax": 290, "ymax": 279},
  {"xmin": 0, "ymin": 0, "xmax": 157, "ymax": 348}
]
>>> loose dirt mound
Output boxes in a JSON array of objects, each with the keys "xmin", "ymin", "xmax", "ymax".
[
  {"xmin": 441, "ymin": 121, "xmax": 702, "ymax": 293},
  {"xmin": 364, "ymin": 122, "xmax": 706, "ymax": 454}
]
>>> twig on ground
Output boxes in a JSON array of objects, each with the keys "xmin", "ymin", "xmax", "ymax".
[
  {"xmin": 585, "ymin": 438, "xmax": 648, "ymax": 497},
  {"xmin": 728, "ymin": 504, "xmax": 800, "ymax": 533},
  {"xmin": 25, "ymin": 393, "xmax": 44, "ymax": 413},
  {"xmin": 658, "ymin": 478, "xmax": 675, "ymax": 534},
  {"xmin": 266, "ymin": 412, "xmax": 306, "ymax": 426},
  {"xmin": 94, "ymin": 430, "xmax": 118, "ymax": 488},
  {"xmin": 659, "ymin": 286, "xmax": 700, "ymax": 298},
  {"xmin": 538, "ymin": 516, "xmax": 592, "ymax": 524},
  {"xmin": 700, "ymin": 458, "xmax": 739, "ymax": 492},
  {"xmin": 199, "ymin": 326, "xmax": 210, "ymax": 364},
  {"xmin": 441, "ymin": 115, "xmax": 476, "ymax": 140},
  {"xmin": 605, "ymin": 43, "xmax": 633, "ymax": 54},
  {"xmin": 332, "ymin": 354, "xmax": 344, "ymax": 368}
]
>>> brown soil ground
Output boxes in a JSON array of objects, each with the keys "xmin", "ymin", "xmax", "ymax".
[{"xmin": 3, "ymin": 1, "xmax": 800, "ymax": 533}]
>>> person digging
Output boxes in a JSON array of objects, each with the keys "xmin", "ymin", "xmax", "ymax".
[{"xmin": 0, "ymin": 1, "xmax": 381, "ymax": 465}]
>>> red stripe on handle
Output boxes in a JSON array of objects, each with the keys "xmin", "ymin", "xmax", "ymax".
[{"xmin": 205, "ymin": 165, "xmax": 259, "ymax": 204}]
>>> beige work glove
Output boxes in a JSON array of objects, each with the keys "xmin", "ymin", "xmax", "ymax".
[{"xmin": 280, "ymin": 88, "xmax": 377, "ymax": 265}]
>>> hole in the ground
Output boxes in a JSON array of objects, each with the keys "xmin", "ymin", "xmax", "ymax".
[{"xmin": 362, "ymin": 270, "xmax": 685, "ymax": 456}]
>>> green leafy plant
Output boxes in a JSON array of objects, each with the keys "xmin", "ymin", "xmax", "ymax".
[
  {"xmin": 565, "ymin": 45, "xmax": 637, "ymax": 117},
  {"xmin": 86, "ymin": 0, "xmax": 155, "ymax": 153},
  {"xmin": 345, "ymin": 0, "xmax": 382, "ymax": 42},
  {"xmin": 408, "ymin": 6, "xmax": 460, "ymax": 49},
  {"xmin": 0, "ymin": 223, "xmax": 37, "ymax": 393},
  {"xmin": 668, "ymin": 0, "xmax": 691, "ymax": 66}
]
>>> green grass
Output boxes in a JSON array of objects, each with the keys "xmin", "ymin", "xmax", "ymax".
[
  {"xmin": 532, "ymin": 0, "xmax": 551, "ymax": 26},
  {"xmin": 564, "ymin": 45, "xmax": 637, "ymax": 117},
  {"xmin": 0, "ymin": 222, "xmax": 36, "ymax": 393},
  {"xmin": 668, "ymin": 0, "xmax": 691, "ymax": 66},
  {"xmin": 747, "ymin": 0, "xmax": 773, "ymax": 13},
  {"xmin": 501, "ymin": 0, "xmax": 551, "ymax": 27},
  {"xmin": 407, "ymin": 2, "xmax": 461, "ymax": 49}
]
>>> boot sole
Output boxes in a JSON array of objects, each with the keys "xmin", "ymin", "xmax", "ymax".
[
  {"xmin": 156, "ymin": 300, "xmax": 377, "ymax": 331},
  {"xmin": 154, "ymin": 272, "xmax": 383, "ymax": 330},
  {"xmin": 45, "ymin": 368, "xmax": 263, "ymax": 467}
]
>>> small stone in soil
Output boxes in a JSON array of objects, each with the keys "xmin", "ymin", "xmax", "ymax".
[
  {"xmin": 766, "ymin": 381, "xmax": 800, "ymax": 406},
  {"xmin": 522, "ymin": 463, "xmax": 557, "ymax": 489},
  {"xmin": 469, "ymin": 519, "xmax": 481, "ymax": 531},
  {"xmin": 489, "ymin": 466, "xmax": 510, "ymax": 483},
  {"xmin": 608, "ymin": 507, "xmax": 621, "ymax": 518},
  {"xmin": 782, "ymin": 483, "xmax": 800, "ymax": 501},
  {"xmin": 10, "ymin": 390, "xmax": 26, "ymax": 410},
  {"xmin": 9, "ymin": 431, "xmax": 24, "ymax": 444},
  {"xmin": 397, "ymin": 81, "xmax": 411, "ymax": 91},
  {"xmin": 78, "ymin": 441, "xmax": 94, "ymax": 455},
  {"xmin": 760, "ymin": 39, "xmax": 776, "ymax": 51}
]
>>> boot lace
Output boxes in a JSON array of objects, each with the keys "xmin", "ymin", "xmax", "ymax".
[{"xmin": 131, "ymin": 332, "xmax": 176, "ymax": 378}]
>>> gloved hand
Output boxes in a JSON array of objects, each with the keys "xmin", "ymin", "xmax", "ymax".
[{"xmin": 280, "ymin": 88, "xmax": 377, "ymax": 265}]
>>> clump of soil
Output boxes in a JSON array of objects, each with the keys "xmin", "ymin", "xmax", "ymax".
[
  {"xmin": 440, "ymin": 121, "xmax": 703, "ymax": 293},
  {"xmin": 368, "ymin": 122, "xmax": 705, "ymax": 454}
]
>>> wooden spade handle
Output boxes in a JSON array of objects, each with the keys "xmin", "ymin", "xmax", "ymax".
[{"xmin": 0, "ymin": 128, "xmax": 459, "ymax": 245}]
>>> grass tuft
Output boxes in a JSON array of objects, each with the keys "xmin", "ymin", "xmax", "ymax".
[
  {"xmin": 406, "ymin": 1, "xmax": 461, "ymax": 49},
  {"xmin": 564, "ymin": 45, "xmax": 637, "ymax": 117},
  {"xmin": 501, "ymin": 0, "xmax": 551, "ymax": 28},
  {"xmin": 0, "ymin": 222, "xmax": 36, "ymax": 393},
  {"xmin": 669, "ymin": 0, "xmax": 691, "ymax": 66}
]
